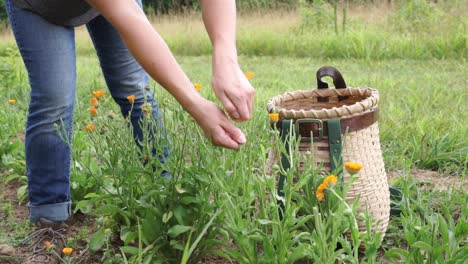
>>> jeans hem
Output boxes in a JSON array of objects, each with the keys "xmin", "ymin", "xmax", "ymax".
[{"xmin": 28, "ymin": 201, "xmax": 72, "ymax": 222}]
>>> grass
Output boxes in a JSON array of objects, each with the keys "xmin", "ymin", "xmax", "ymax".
[{"xmin": 0, "ymin": 1, "xmax": 467, "ymax": 263}]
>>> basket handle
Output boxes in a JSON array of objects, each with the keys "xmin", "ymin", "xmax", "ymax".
[{"xmin": 316, "ymin": 66, "xmax": 348, "ymax": 101}]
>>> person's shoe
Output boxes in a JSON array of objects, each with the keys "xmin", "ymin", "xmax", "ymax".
[{"xmin": 21, "ymin": 218, "xmax": 67, "ymax": 264}]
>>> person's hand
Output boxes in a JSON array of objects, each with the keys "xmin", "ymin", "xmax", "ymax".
[
  {"xmin": 211, "ymin": 54, "xmax": 255, "ymax": 122},
  {"xmin": 190, "ymin": 98, "xmax": 246, "ymax": 150}
]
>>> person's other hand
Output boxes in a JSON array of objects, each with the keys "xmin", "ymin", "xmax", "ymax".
[
  {"xmin": 191, "ymin": 99, "xmax": 246, "ymax": 150},
  {"xmin": 211, "ymin": 54, "xmax": 255, "ymax": 122}
]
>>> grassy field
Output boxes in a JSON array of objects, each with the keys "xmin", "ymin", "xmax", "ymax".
[{"xmin": 0, "ymin": 1, "xmax": 467, "ymax": 263}]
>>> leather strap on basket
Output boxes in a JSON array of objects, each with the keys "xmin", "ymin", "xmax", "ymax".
[
  {"xmin": 327, "ymin": 119, "xmax": 344, "ymax": 181},
  {"xmin": 274, "ymin": 108, "xmax": 379, "ymax": 141},
  {"xmin": 277, "ymin": 119, "xmax": 293, "ymax": 219}
]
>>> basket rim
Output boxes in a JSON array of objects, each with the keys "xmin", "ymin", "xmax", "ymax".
[{"xmin": 267, "ymin": 87, "xmax": 379, "ymax": 119}]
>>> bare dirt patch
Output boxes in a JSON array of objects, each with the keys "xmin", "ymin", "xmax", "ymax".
[{"xmin": 0, "ymin": 179, "xmax": 100, "ymax": 264}]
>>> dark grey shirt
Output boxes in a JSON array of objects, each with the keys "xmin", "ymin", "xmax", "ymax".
[{"xmin": 13, "ymin": 0, "xmax": 99, "ymax": 27}]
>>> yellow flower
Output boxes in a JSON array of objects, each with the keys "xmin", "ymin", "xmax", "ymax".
[
  {"xmin": 127, "ymin": 95, "xmax": 135, "ymax": 104},
  {"xmin": 323, "ymin": 175, "xmax": 338, "ymax": 186},
  {"xmin": 43, "ymin": 241, "xmax": 52, "ymax": 249},
  {"xmin": 62, "ymin": 247, "xmax": 73, "ymax": 255},
  {"xmin": 90, "ymin": 97, "xmax": 99, "ymax": 106},
  {"xmin": 194, "ymin": 83, "xmax": 202, "ymax": 91},
  {"xmin": 90, "ymin": 106, "xmax": 97, "ymax": 116},
  {"xmin": 92, "ymin": 90, "xmax": 105, "ymax": 99},
  {"xmin": 245, "ymin": 71, "xmax": 254, "ymax": 80},
  {"xmin": 316, "ymin": 183, "xmax": 326, "ymax": 201},
  {"xmin": 85, "ymin": 124, "xmax": 95, "ymax": 132},
  {"xmin": 8, "ymin": 99, "xmax": 17, "ymax": 104},
  {"xmin": 268, "ymin": 113, "xmax": 279, "ymax": 122},
  {"xmin": 344, "ymin": 162, "xmax": 363, "ymax": 174},
  {"xmin": 316, "ymin": 175, "xmax": 338, "ymax": 202}
]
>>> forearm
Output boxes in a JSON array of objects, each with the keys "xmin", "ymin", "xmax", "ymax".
[
  {"xmin": 200, "ymin": 0, "xmax": 238, "ymax": 60},
  {"xmin": 86, "ymin": 0, "xmax": 203, "ymax": 116}
]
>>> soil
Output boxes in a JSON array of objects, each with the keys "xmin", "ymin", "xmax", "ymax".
[{"xmin": 0, "ymin": 168, "xmax": 463, "ymax": 263}]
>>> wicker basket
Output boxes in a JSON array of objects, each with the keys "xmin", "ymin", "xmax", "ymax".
[{"xmin": 266, "ymin": 66, "xmax": 390, "ymax": 236}]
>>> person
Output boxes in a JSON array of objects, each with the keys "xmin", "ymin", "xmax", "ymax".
[{"xmin": 5, "ymin": 0, "xmax": 255, "ymax": 262}]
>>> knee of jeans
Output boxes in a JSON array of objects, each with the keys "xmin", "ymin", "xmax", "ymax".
[
  {"xmin": 108, "ymin": 70, "xmax": 149, "ymax": 100},
  {"xmin": 27, "ymin": 98, "xmax": 74, "ymax": 131}
]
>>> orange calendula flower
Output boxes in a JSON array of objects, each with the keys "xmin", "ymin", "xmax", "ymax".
[
  {"xmin": 194, "ymin": 83, "xmax": 202, "ymax": 91},
  {"xmin": 90, "ymin": 97, "xmax": 99, "ymax": 106},
  {"xmin": 316, "ymin": 175, "xmax": 338, "ymax": 202},
  {"xmin": 8, "ymin": 99, "xmax": 17, "ymax": 104},
  {"xmin": 92, "ymin": 90, "xmax": 105, "ymax": 99},
  {"xmin": 90, "ymin": 106, "xmax": 98, "ymax": 116},
  {"xmin": 62, "ymin": 247, "xmax": 73, "ymax": 255},
  {"xmin": 316, "ymin": 188, "xmax": 325, "ymax": 201},
  {"xmin": 344, "ymin": 162, "xmax": 363, "ymax": 174},
  {"xmin": 43, "ymin": 241, "xmax": 52, "ymax": 249},
  {"xmin": 85, "ymin": 124, "xmax": 95, "ymax": 132},
  {"xmin": 127, "ymin": 95, "xmax": 135, "ymax": 104},
  {"xmin": 245, "ymin": 71, "xmax": 254, "ymax": 80},
  {"xmin": 323, "ymin": 175, "xmax": 338, "ymax": 186},
  {"xmin": 268, "ymin": 113, "xmax": 279, "ymax": 122}
]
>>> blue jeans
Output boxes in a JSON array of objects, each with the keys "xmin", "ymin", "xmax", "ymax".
[{"xmin": 6, "ymin": 0, "xmax": 168, "ymax": 222}]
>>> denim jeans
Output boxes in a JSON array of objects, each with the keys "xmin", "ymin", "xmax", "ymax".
[{"xmin": 6, "ymin": 0, "xmax": 168, "ymax": 222}]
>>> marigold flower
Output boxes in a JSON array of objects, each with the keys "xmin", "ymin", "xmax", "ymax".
[
  {"xmin": 90, "ymin": 106, "xmax": 97, "ymax": 116},
  {"xmin": 43, "ymin": 241, "xmax": 52, "ymax": 249},
  {"xmin": 345, "ymin": 162, "xmax": 363, "ymax": 174},
  {"xmin": 268, "ymin": 113, "xmax": 279, "ymax": 122},
  {"xmin": 323, "ymin": 175, "xmax": 338, "ymax": 186},
  {"xmin": 316, "ymin": 175, "xmax": 338, "ymax": 202},
  {"xmin": 62, "ymin": 247, "xmax": 73, "ymax": 255},
  {"xmin": 8, "ymin": 99, "xmax": 17, "ymax": 104},
  {"xmin": 194, "ymin": 83, "xmax": 202, "ymax": 91},
  {"xmin": 85, "ymin": 124, "xmax": 95, "ymax": 132},
  {"xmin": 92, "ymin": 90, "xmax": 105, "ymax": 99},
  {"xmin": 245, "ymin": 71, "xmax": 254, "ymax": 80},
  {"xmin": 127, "ymin": 95, "xmax": 135, "ymax": 104},
  {"xmin": 90, "ymin": 97, "xmax": 99, "ymax": 106},
  {"xmin": 316, "ymin": 189, "xmax": 325, "ymax": 201}
]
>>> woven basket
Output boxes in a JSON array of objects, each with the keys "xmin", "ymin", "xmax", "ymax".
[{"xmin": 266, "ymin": 66, "xmax": 390, "ymax": 236}]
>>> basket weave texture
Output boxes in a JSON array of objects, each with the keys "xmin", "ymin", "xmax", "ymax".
[{"xmin": 267, "ymin": 87, "xmax": 390, "ymax": 235}]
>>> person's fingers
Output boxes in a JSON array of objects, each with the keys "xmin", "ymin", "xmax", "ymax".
[
  {"xmin": 218, "ymin": 92, "xmax": 240, "ymax": 120},
  {"xmin": 227, "ymin": 92, "xmax": 250, "ymax": 121},
  {"xmin": 222, "ymin": 120, "xmax": 246, "ymax": 145},
  {"xmin": 246, "ymin": 83, "xmax": 255, "ymax": 116},
  {"xmin": 210, "ymin": 126, "xmax": 241, "ymax": 150}
]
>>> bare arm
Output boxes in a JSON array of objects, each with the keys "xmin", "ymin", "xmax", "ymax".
[
  {"xmin": 86, "ymin": 0, "xmax": 246, "ymax": 149},
  {"xmin": 200, "ymin": 0, "xmax": 255, "ymax": 121}
]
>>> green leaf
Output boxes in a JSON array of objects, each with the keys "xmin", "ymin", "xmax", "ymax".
[
  {"xmin": 89, "ymin": 228, "xmax": 106, "ymax": 253},
  {"xmin": 179, "ymin": 196, "xmax": 198, "ymax": 204},
  {"xmin": 173, "ymin": 205, "xmax": 188, "ymax": 225},
  {"xmin": 96, "ymin": 204, "xmax": 122, "ymax": 215},
  {"xmin": 257, "ymin": 219, "xmax": 276, "ymax": 225},
  {"xmin": 120, "ymin": 246, "xmax": 139, "ymax": 255},
  {"xmin": 162, "ymin": 211, "xmax": 173, "ymax": 224},
  {"xmin": 412, "ymin": 241, "xmax": 432, "ymax": 252},
  {"xmin": 120, "ymin": 227, "xmax": 137, "ymax": 245},
  {"xmin": 142, "ymin": 216, "xmax": 161, "ymax": 243},
  {"xmin": 167, "ymin": 225, "xmax": 193, "ymax": 238},
  {"xmin": 385, "ymin": 248, "xmax": 409, "ymax": 260},
  {"xmin": 17, "ymin": 185, "xmax": 27, "ymax": 202},
  {"xmin": 175, "ymin": 184, "xmax": 187, "ymax": 194},
  {"xmin": 74, "ymin": 200, "xmax": 93, "ymax": 214}
]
